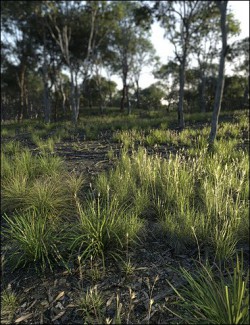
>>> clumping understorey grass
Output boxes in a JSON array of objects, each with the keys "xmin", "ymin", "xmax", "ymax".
[
  {"xmin": 165, "ymin": 251, "xmax": 249, "ymax": 324},
  {"xmin": 1, "ymin": 110, "xmax": 249, "ymax": 324}
]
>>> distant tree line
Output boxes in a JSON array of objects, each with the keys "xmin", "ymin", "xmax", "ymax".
[{"xmin": 1, "ymin": 1, "xmax": 249, "ymax": 140}]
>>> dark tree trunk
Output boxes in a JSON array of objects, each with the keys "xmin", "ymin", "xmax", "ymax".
[
  {"xmin": 126, "ymin": 85, "xmax": 131, "ymax": 115},
  {"xmin": 178, "ymin": 60, "xmax": 185, "ymax": 129},
  {"xmin": 43, "ymin": 29, "xmax": 51, "ymax": 124},
  {"xmin": 243, "ymin": 75, "xmax": 249, "ymax": 107},
  {"xmin": 135, "ymin": 79, "xmax": 140, "ymax": 109}
]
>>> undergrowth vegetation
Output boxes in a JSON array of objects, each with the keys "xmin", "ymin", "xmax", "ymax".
[{"xmin": 1, "ymin": 109, "xmax": 249, "ymax": 324}]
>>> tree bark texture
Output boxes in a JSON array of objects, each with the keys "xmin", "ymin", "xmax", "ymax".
[
  {"xmin": 16, "ymin": 65, "xmax": 28, "ymax": 122},
  {"xmin": 178, "ymin": 60, "xmax": 185, "ymax": 129},
  {"xmin": 43, "ymin": 28, "xmax": 51, "ymax": 124}
]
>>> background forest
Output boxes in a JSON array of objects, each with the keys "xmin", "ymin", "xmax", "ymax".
[{"xmin": 1, "ymin": 1, "xmax": 249, "ymax": 124}]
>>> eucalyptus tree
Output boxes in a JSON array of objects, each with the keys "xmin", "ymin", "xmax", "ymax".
[
  {"xmin": 106, "ymin": 1, "xmax": 137, "ymax": 113},
  {"xmin": 153, "ymin": 60, "xmax": 180, "ymax": 111},
  {"xmin": 29, "ymin": 1, "xmax": 55, "ymax": 123},
  {"xmin": 132, "ymin": 35, "xmax": 158, "ymax": 109},
  {"xmin": 228, "ymin": 37, "xmax": 249, "ymax": 107},
  {"xmin": 190, "ymin": 6, "xmax": 240, "ymax": 113},
  {"xmin": 107, "ymin": 1, "xmax": 155, "ymax": 114},
  {"xmin": 1, "ymin": 1, "xmax": 39, "ymax": 121},
  {"xmin": 154, "ymin": 1, "xmax": 211, "ymax": 128},
  {"xmin": 45, "ymin": 1, "xmax": 100, "ymax": 125},
  {"xmin": 190, "ymin": 9, "xmax": 220, "ymax": 113}
]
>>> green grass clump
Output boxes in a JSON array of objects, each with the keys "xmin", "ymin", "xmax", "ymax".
[
  {"xmin": 77, "ymin": 285, "xmax": 105, "ymax": 323},
  {"xmin": 95, "ymin": 142, "xmax": 248, "ymax": 260},
  {"xmin": 69, "ymin": 194, "xmax": 143, "ymax": 266},
  {"xmin": 1, "ymin": 289, "xmax": 19, "ymax": 324},
  {"xmin": 1, "ymin": 142, "xmax": 85, "ymax": 219},
  {"xmin": 3, "ymin": 208, "xmax": 67, "ymax": 271},
  {"xmin": 166, "ymin": 252, "xmax": 249, "ymax": 324}
]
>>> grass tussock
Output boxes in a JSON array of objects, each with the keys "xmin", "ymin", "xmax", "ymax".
[
  {"xmin": 165, "ymin": 251, "xmax": 249, "ymax": 324},
  {"xmin": 96, "ymin": 141, "xmax": 249, "ymax": 260},
  {"xmin": 69, "ymin": 194, "xmax": 144, "ymax": 266}
]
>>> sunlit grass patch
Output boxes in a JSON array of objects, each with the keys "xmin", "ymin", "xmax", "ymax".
[{"xmin": 95, "ymin": 142, "xmax": 249, "ymax": 260}]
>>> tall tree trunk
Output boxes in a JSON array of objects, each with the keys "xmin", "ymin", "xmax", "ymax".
[
  {"xmin": 135, "ymin": 79, "xmax": 140, "ymax": 109},
  {"xmin": 178, "ymin": 60, "xmax": 185, "ymax": 129},
  {"xmin": 126, "ymin": 85, "xmax": 131, "ymax": 115},
  {"xmin": 121, "ymin": 56, "xmax": 128, "ymax": 112},
  {"xmin": 243, "ymin": 75, "xmax": 249, "ymax": 107},
  {"xmin": 209, "ymin": 1, "xmax": 228, "ymax": 144},
  {"xmin": 43, "ymin": 29, "xmax": 51, "ymax": 124},
  {"xmin": 17, "ymin": 65, "xmax": 27, "ymax": 122},
  {"xmin": 74, "ymin": 71, "xmax": 80, "ymax": 122},
  {"xmin": 61, "ymin": 88, "xmax": 67, "ymax": 117},
  {"xmin": 70, "ymin": 68, "xmax": 77, "ymax": 125}
]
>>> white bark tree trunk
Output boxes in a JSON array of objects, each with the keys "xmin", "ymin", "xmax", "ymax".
[{"xmin": 209, "ymin": 1, "xmax": 228, "ymax": 144}]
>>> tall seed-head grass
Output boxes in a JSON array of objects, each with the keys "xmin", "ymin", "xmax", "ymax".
[
  {"xmin": 77, "ymin": 285, "xmax": 105, "ymax": 323},
  {"xmin": 1, "ymin": 151, "xmax": 72, "ymax": 216},
  {"xmin": 65, "ymin": 172, "xmax": 84, "ymax": 198},
  {"xmin": 99, "ymin": 144, "xmax": 248, "ymax": 260}
]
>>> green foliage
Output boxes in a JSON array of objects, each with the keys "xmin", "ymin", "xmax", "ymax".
[
  {"xmin": 96, "ymin": 136, "xmax": 249, "ymax": 259},
  {"xmin": 69, "ymin": 194, "xmax": 143, "ymax": 266},
  {"xmin": 165, "ymin": 252, "xmax": 249, "ymax": 324},
  {"xmin": 1, "ymin": 289, "xmax": 19, "ymax": 324},
  {"xmin": 3, "ymin": 209, "xmax": 67, "ymax": 271},
  {"xmin": 1, "ymin": 110, "xmax": 248, "ymax": 274},
  {"xmin": 140, "ymin": 83, "xmax": 166, "ymax": 110},
  {"xmin": 77, "ymin": 285, "xmax": 105, "ymax": 323}
]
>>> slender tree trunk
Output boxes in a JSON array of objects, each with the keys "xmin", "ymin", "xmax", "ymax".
[
  {"xmin": 209, "ymin": 1, "xmax": 228, "ymax": 144},
  {"xmin": 59, "ymin": 81, "xmax": 66, "ymax": 118},
  {"xmin": 74, "ymin": 72, "xmax": 80, "ymax": 122},
  {"xmin": 178, "ymin": 60, "xmax": 185, "ymax": 129},
  {"xmin": 43, "ymin": 29, "xmax": 51, "ymax": 124},
  {"xmin": 17, "ymin": 65, "xmax": 27, "ymax": 122},
  {"xmin": 126, "ymin": 85, "xmax": 131, "ymax": 115},
  {"xmin": 121, "ymin": 56, "xmax": 128, "ymax": 112},
  {"xmin": 243, "ymin": 75, "xmax": 249, "ymax": 107},
  {"xmin": 70, "ymin": 68, "xmax": 77, "ymax": 125},
  {"xmin": 135, "ymin": 79, "xmax": 140, "ymax": 109}
]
